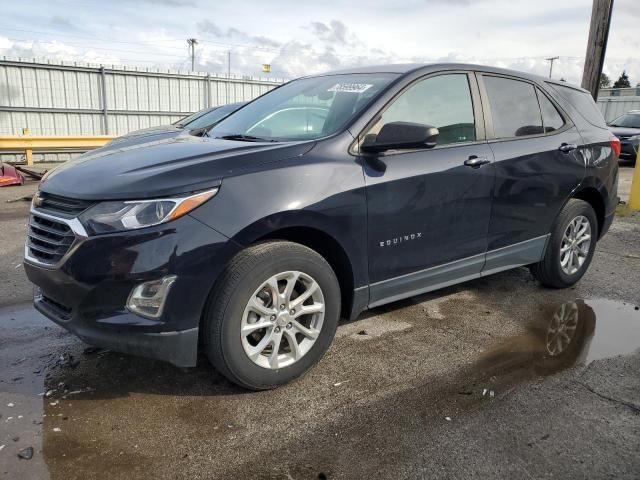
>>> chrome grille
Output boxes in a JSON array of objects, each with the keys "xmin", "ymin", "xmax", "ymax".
[
  {"xmin": 27, "ymin": 213, "xmax": 76, "ymax": 265},
  {"xmin": 36, "ymin": 192, "xmax": 93, "ymax": 217}
]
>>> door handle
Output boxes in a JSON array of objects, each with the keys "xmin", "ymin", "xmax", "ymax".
[
  {"xmin": 559, "ymin": 143, "xmax": 578, "ymax": 153},
  {"xmin": 464, "ymin": 156, "xmax": 491, "ymax": 168}
]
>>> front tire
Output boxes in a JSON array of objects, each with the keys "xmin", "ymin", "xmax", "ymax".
[
  {"xmin": 531, "ymin": 199, "xmax": 597, "ymax": 288},
  {"xmin": 203, "ymin": 241, "xmax": 341, "ymax": 390}
]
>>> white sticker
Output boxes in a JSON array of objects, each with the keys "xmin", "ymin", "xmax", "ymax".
[{"xmin": 328, "ymin": 83, "xmax": 373, "ymax": 93}]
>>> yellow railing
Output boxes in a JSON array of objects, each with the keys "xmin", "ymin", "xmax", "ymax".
[
  {"xmin": 629, "ymin": 147, "xmax": 640, "ymax": 211},
  {"xmin": 0, "ymin": 128, "xmax": 114, "ymax": 165}
]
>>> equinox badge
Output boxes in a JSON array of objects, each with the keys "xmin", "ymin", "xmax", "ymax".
[{"xmin": 379, "ymin": 232, "xmax": 422, "ymax": 247}]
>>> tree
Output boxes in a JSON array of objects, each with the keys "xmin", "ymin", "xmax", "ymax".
[
  {"xmin": 612, "ymin": 71, "xmax": 631, "ymax": 88},
  {"xmin": 599, "ymin": 72, "xmax": 611, "ymax": 88}
]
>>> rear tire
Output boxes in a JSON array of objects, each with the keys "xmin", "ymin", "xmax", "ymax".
[
  {"xmin": 530, "ymin": 199, "xmax": 597, "ymax": 288},
  {"xmin": 203, "ymin": 241, "xmax": 340, "ymax": 390}
]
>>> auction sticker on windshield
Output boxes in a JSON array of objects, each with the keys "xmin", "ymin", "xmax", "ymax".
[{"xmin": 328, "ymin": 83, "xmax": 373, "ymax": 93}]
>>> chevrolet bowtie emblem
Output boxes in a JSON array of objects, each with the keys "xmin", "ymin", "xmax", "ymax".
[{"xmin": 33, "ymin": 192, "xmax": 43, "ymax": 208}]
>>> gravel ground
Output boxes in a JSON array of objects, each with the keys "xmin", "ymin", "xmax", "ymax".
[{"xmin": 0, "ymin": 164, "xmax": 638, "ymax": 479}]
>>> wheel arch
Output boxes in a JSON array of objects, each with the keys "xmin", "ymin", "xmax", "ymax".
[
  {"xmin": 571, "ymin": 187, "xmax": 605, "ymax": 238},
  {"xmin": 255, "ymin": 226, "xmax": 356, "ymax": 319}
]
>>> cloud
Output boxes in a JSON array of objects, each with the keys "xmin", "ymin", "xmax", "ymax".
[
  {"xmin": 50, "ymin": 16, "xmax": 73, "ymax": 29},
  {"xmin": 2, "ymin": 1, "xmax": 639, "ymax": 87},
  {"xmin": 0, "ymin": 36, "xmax": 119, "ymax": 65},
  {"xmin": 139, "ymin": 0, "xmax": 197, "ymax": 6},
  {"xmin": 197, "ymin": 20, "xmax": 282, "ymax": 49},
  {"xmin": 309, "ymin": 20, "xmax": 348, "ymax": 44}
]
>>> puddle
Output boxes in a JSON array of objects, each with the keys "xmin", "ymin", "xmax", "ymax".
[
  {"xmin": 1, "ymin": 298, "xmax": 639, "ymax": 479},
  {"xmin": 476, "ymin": 298, "xmax": 640, "ymax": 379}
]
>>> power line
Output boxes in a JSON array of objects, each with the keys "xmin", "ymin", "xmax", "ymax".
[
  {"xmin": 3, "ymin": 36, "xmax": 191, "ymax": 59},
  {"xmin": 0, "ymin": 26, "xmax": 187, "ymax": 50},
  {"xmin": 2, "ymin": 25, "xmax": 626, "ymax": 64}
]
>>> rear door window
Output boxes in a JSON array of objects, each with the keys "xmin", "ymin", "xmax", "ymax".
[
  {"xmin": 537, "ymin": 89, "xmax": 565, "ymax": 133},
  {"xmin": 483, "ymin": 76, "xmax": 544, "ymax": 138}
]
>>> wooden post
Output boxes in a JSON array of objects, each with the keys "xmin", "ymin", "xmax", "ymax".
[
  {"xmin": 628, "ymin": 148, "xmax": 640, "ymax": 211},
  {"xmin": 22, "ymin": 127, "xmax": 33, "ymax": 166},
  {"xmin": 581, "ymin": 0, "xmax": 614, "ymax": 100}
]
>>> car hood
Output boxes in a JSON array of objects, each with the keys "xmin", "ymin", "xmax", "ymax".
[
  {"xmin": 99, "ymin": 128, "xmax": 184, "ymax": 152},
  {"xmin": 40, "ymin": 134, "xmax": 315, "ymax": 200},
  {"xmin": 120, "ymin": 124, "xmax": 182, "ymax": 138},
  {"xmin": 609, "ymin": 126, "xmax": 640, "ymax": 137}
]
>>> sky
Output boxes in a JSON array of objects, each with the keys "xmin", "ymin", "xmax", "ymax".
[{"xmin": 0, "ymin": 0, "xmax": 638, "ymax": 86}]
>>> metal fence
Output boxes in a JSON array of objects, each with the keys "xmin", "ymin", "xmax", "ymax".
[
  {"xmin": 596, "ymin": 94, "xmax": 640, "ymax": 122},
  {"xmin": 0, "ymin": 57, "xmax": 285, "ymax": 162},
  {"xmin": 3, "ymin": 58, "xmax": 639, "ymax": 162}
]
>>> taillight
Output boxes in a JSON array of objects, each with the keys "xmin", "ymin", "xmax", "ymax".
[{"xmin": 610, "ymin": 136, "xmax": 621, "ymax": 158}]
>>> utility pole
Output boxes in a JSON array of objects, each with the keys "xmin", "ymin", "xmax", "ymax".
[
  {"xmin": 187, "ymin": 38, "xmax": 198, "ymax": 71},
  {"xmin": 546, "ymin": 56, "xmax": 559, "ymax": 78},
  {"xmin": 581, "ymin": 0, "xmax": 614, "ymax": 99}
]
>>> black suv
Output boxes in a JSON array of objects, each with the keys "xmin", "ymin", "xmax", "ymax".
[{"xmin": 24, "ymin": 64, "xmax": 619, "ymax": 390}]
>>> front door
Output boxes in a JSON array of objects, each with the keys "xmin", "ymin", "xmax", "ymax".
[{"xmin": 360, "ymin": 72, "xmax": 496, "ymax": 306}]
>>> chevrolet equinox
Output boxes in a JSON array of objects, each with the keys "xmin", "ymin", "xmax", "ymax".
[{"xmin": 24, "ymin": 64, "xmax": 620, "ymax": 390}]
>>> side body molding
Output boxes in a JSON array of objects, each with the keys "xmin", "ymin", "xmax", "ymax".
[{"xmin": 368, "ymin": 235, "xmax": 549, "ymax": 309}]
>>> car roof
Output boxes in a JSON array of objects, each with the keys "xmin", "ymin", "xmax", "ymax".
[{"xmin": 309, "ymin": 63, "xmax": 586, "ymax": 93}]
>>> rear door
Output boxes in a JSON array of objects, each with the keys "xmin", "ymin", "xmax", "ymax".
[
  {"xmin": 361, "ymin": 72, "xmax": 496, "ymax": 305},
  {"xmin": 477, "ymin": 73, "xmax": 585, "ymax": 275}
]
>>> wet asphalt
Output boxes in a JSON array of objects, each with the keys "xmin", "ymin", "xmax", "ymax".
[{"xmin": 1, "ymin": 170, "xmax": 639, "ymax": 479}]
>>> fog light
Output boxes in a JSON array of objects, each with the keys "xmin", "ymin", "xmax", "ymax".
[{"xmin": 126, "ymin": 275, "xmax": 176, "ymax": 319}]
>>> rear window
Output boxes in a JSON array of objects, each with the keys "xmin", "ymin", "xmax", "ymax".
[{"xmin": 549, "ymin": 84, "xmax": 607, "ymax": 129}]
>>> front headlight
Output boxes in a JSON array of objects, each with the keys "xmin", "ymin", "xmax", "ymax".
[{"xmin": 79, "ymin": 188, "xmax": 218, "ymax": 235}]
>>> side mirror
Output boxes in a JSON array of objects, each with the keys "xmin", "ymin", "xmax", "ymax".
[{"xmin": 361, "ymin": 122, "xmax": 439, "ymax": 153}]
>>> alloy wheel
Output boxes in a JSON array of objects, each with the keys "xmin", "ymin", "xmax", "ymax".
[
  {"xmin": 559, "ymin": 215, "xmax": 592, "ymax": 275},
  {"xmin": 240, "ymin": 271, "xmax": 325, "ymax": 369}
]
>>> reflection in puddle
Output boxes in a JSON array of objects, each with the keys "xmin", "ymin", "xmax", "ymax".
[{"xmin": 477, "ymin": 298, "xmax": 640, "ymax": 379}]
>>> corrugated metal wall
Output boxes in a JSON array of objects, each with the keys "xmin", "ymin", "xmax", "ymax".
[
  {"xmin": 597, "ymin": 97, "xmax": 640, "ymax": 122},
  {"xmin": 0, "ymin": 58, "xmax": 285, "ymax": 162}
]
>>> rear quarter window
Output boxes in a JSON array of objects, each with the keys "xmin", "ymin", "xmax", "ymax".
[{"xmin": 548, "ymin": 84, "xmax": 607, "ymax": 129}]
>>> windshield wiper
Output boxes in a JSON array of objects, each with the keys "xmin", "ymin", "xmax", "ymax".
[{"xmin": 216, "ymin": 134, "xmax": 278, "ymax": 142}]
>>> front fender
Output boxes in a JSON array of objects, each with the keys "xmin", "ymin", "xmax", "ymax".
[{"xmin": 189, "ymin": 154, "xmax": 368, "ymax": 288}]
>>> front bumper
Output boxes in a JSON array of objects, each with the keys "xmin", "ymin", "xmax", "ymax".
[{"xmin": 24, "ymin": 210, "xmax": 239, "ymax": 367}]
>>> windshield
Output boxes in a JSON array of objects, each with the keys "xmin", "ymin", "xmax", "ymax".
[
  {"xmin": 209, "ymin": 73, "xmax": 399, "ymax": 141},
  {"xmin": 609, "ymin": 114, "xmax": 640, "ymax": 128},
  {"xmin": 185, "ymin": 103, "xmax": 243, "ymax": 129},
  {"xmin": 173, "ymin": 108, "xmax": 210, "ymax": 127}
]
